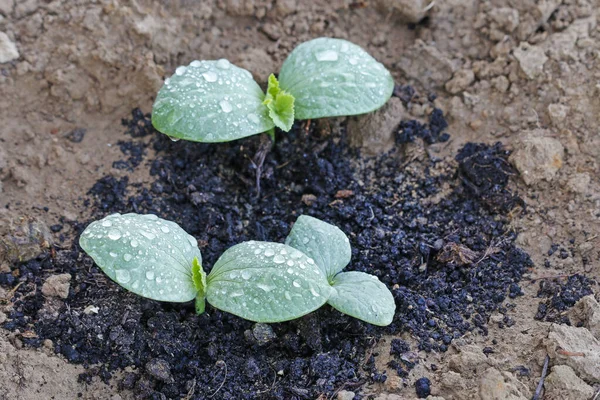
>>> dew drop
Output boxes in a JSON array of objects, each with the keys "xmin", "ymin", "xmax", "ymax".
[
  {"xmin": 230, "ymin": 290, "xmax": 244, "ymax": 298},
  {"xmin": 286, "ymin": 268, "xmax": 294, "ymax": 274},
  {"xmin": 107, "ymin": 230, "xmax": 122, "ymax": 240},
  {"xmin": 156, "ymin": 276, "xmax": 162, "ymax": 283},
  {"xmin": 310, "ymin": 287, "xmax": 320, "ymax": 297},
  {"xmin": 302, "ymin": 237, "xmax": 310, "ymax": 244},
  {"xmin": 175, "ymin": 66, "xmax": 187, "ymax": 75},
  {"xmin": 280, "ymin": 249, "xmax": 288, "ymax": 255},
  {"xmin": 293, "ymin": 280, "xmax": 301, "ymax": 288},
  {"xmin": 130, "ymin": 239, "xmax": 139, "ymax": 248},
  {"xmin": 190, "ymin": 60, "xmax": 202, "ymax": 67},
  {"xmin": 109, "ymin": 252, "xmax": 118, "ymax": 258},
  {"xmin": 141, "ymin": 231, "xmax": 156, "ymax": 240},
  {"xmin": 341, "ymin": 42, "xmax": 349, "ymax": 52},
  {"xmin": 202, "ymin": 71, "xmax": 218, "ymax": 82},
  {"xmin": 219, "ymin": 100, "xmax": 232, "ymax": 113},
  {"xmin": 123, "ymin": 253, "xmax": 133, "ymax": 262},
  {"xmin": 264, "ymin": 248, "xmax": 275, "ymax": 257},
  {"xmin": 101, "ymin": 220, "xmax": 113, "ymax": 227},
  {"xmin": 348, "ymin": 57, "xmax": 358, "ymax": 65},
  {"xmin": 247, "ymin": 113, "xmax": 260, "ymax": 124},
  {"xmin": 257, "ymin": 283, "xmax": 275, "ymax": 292},
  {"xmin": 241, "ymin": 270, "xmax": 251, "ymax": 280},
  {"xmin": 254, "ymin": 249, "xmax": 261, "ymax": 255},
  {"xmin": 273, "ymin": 255, "xmax": 285, "ymax": 264},
  {"xmin": 115, "ymin": 269, "xmax": 131, "ymax": 283},
  {"xmin": 132, "ymin": 280, "xmax": 140, "ymax": 290},
  {"xmin": 316, "ymin": 50, "xmax": 338, "ymax": 62},
  {"xmin": 160, "ymin": 226, "xmax": 170, "ymax": 233},
  {"xmin": 287, "ymin": 260, "xmax": 294, "ymax": 267},
  {"xmin": 169, "ymin": 136, "xmax": 181, "ymax": 142},
  {"xmin": 307, "ymin": 258, "xmax": 315, "ymax": 265},
  {"xmin": 284, "ymin": 291, "xmax": 292, "ymax": 301},
  {"xmin": 216, "ymin": 59, "xmax": 231, "ymax": 69},
  {"xmin": 146, "ymin": 271, "xmax": 155, "ymax": 280}
]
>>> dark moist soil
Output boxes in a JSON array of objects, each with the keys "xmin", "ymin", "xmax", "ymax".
[{"xmin": 4, "ymin": 104, "xmax": 536, "ymax": 399}]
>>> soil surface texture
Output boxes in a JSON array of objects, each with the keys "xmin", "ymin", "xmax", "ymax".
[{"xmin": 1, "ymin": 1, "xmax": 599, "ymax": 400}]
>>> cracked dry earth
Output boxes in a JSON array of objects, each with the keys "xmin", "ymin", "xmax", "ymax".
[{"xmin": 0, "ymin": 1, "xmax": 599, "ymax": 399}]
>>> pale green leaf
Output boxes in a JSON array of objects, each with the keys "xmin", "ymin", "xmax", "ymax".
[
  {"xmin": 328, "ymin": 271, "xmax": 395, "ymax": 326},
  {"xmin": 152, "ymin": 59, "xmax": 275, "ymax": 143},
  {"xmin": 278, "ymin": 38, "xmax": 394, "ymax": 120},
  {"xmin": 206, "ymin": 241, "xmax": 331, "ymax": 323},
  {"xmin": 285, "ymin": 215, "xmax": 351, "ymax": 280},
  {"xmin": 79, "ymin": 213, "xmax": 200, "ymax": 302}
]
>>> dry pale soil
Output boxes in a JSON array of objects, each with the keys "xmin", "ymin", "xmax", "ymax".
[{"xmin": 0, "ymin": 1, "xmax": 599, "ymax": 399}]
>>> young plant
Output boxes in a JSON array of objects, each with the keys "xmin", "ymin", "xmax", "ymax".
[
  {"xmin": 79, "ymin": 213, "xmax": 395, "ymax": 325},
  {"xmin": 151, "ymin": 37, "xmax": 394, "ymax": 143}
]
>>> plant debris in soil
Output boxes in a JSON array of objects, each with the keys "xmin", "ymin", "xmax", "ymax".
[
  {"xmin": 3, "ymin": 108, "xmax": 538, "ymax": 399},
  {"xmin": 534, "ymin": 274, "xmax": 596, "ymax": 324}
]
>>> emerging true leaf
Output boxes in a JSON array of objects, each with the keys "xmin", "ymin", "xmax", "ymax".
[
  {"xmin": 328, "ymin": 271, "xmax": 395, "ymax": 326},
  {"xmin": 192, "ymin": 257, "xmax": 207, "ymax": 314},
  {"xmin": 285, "ymin": 215, "xmax": 351, "ymax": 280},
  {"xmin": 79, "ymin": 213, "xmax": 200, "ymax": 302},
  {"xmin": 278, "ymin": 38, "xmax": 394, "ymax": 120},
  {"xmin": 152, "ymin": 59, "xmax": 275, "ymax": 143},
  {"xmin": 206, "ymin": 241, "xmax": 331, "ymax": 323},
  {"xmin": 263, "ymin": 74, "xmax": 295, "ymax": 132}
]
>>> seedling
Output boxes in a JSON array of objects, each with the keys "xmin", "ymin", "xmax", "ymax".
[
  {"xmin": 79, "ymin": 213, "xmax": 395, "ymax": 325},
  {"xmin": 152, "ymin": 37, "xmax": 394, "ymax": 143}
]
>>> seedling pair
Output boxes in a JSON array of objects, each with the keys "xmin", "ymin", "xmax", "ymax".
[
  {"xmin": 79, "ymin": 213, "xmax": 395, "ymax": 326},
  {"xmin": 151, "ymin": 37, "xmax": 394, "ymax": 143}
]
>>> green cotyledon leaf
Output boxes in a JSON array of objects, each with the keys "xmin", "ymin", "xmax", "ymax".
[
  {"xmin": 285, "ymin": 215, "xmax": 351, "ymax": 280},
  {"xmin": 328, "ymin": 271, "xmax": 395, "ymax": 326},
  {"xmin": 263, "ymin": 74, "xmax": 295, "ymax": 132},
  {"xmin": 206, "ymin": 241, "xmax": 331, "ymax": 323},
  {"xmin": 79, "ymin": 213, "xmax": 201, "ymax": 302},
  {"xmin": 278, "ymin": 38, "xmax": 394, "ymax": 120},
  {"xmin": 152, "ymin": 59, "xmax": 274, "ymax": 143}
]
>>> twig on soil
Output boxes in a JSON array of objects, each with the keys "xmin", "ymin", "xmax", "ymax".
[
  {"xmin": 0, "ymin": 282, "xmax": 23, "ymax": 304},
  {"xmin": 556, "ymin": 348, "xmax": 585, "ymax": 357},
  {"xmin": 209, "ymin": 361, "xmax": 227, "ymax": 398},
  {"xmin": 532, "ymin": 355, "xmax": 549, "ymax": 400},
  {"xmin": 182, "ymin": 378, "xmax": 196, "ymax": 400}
]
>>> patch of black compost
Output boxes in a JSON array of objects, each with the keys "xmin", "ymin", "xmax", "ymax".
[
  {"xmin": 4, "ymin": 110, "xmax": 534, "ymax": 399},
  {"xmin": 534, "ymin": 274, "xmax": 596, "ymax": 324}
]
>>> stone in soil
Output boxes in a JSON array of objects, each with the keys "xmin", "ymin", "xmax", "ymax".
[
  {"xmin": 347, "ymin": 97, "xmax": 405, "ymax": 156},
  {"xmin": 41, "ymin": 273, "xmax": 71, "ymax": 299},
  {"xmin": 509, "ymin": 129, "xmax": 564, "ymax": 185},
  {"xmin": 544, "ymin": 365, "xmax": 595, "ymax": 400},
  {"xmin": 545, "ymin": 324, "xmax": 600, "ymax": 383},
  {"xmin": 478, "ymin": 368, "xmax": 530, "ymax": 400},
  {"xmin": 567, "ymin": 295, "xmax": 600, "ymax": 340},
  {"xmin": 0, "ymin": 31, "xmax": 19, "ymax": 63}
]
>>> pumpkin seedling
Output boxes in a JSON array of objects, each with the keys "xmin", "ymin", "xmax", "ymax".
[
  {"xmin": 79, "ymin": 213, "xmax": 395, "ymax": 325},
  {"xmin": 151, "ymin": 37, "xmax": 394, "ymax": 143}
]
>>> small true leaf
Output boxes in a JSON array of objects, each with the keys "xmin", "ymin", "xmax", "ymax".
[
  {"xmin": 263, "ymin": 74, "xmax": 295, "ymax": 132},
  {"xmin": 206, "ymin": 241, "xmax": 331, "ymax": 323},
  {"xmin": 152, "ymin": 59, "xmax": 275, "ymax": 143},
  {"xmin": 328, "ymin": 271, "xmax": 395, "ymax": 326},
  {"xmin": 278, "ymin": 38, "xmax": 394, "ymax": 120},
  {"xmin": 79, "ymin": 213, "xmax": 200, "ymax": 302},
  {"xmin": 285, "ymin": 215, "xmax": 351, "ymax": 280}
]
